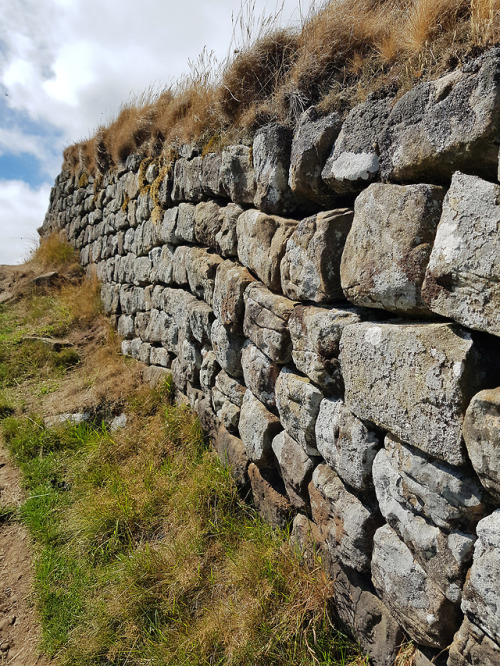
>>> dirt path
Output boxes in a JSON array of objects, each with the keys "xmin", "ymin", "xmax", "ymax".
[{"xmin": 0, "ymin": 444, "xmax": 50, "ymax": 666}]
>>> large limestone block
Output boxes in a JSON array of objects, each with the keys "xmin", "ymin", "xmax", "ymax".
[
  {"xmin": 448, "ymin": 617, "xmax": 500, "ymax": 666},
  {"xmin": 309, "ymin": 464, "xmax": 381, "ymax": 573},
  {"xmin": 117, "ymin": 314, "xmax": 135, "ymax": 339},
  {"xmin": 272, "ymin": 431, "xmax": 319, "ymax": 510},
  {"xmin": 248, "ymin": 463, "xmax": 294, "ymax": 529},
  {"xmin": 176, "ymin": 203, "xmax": 196, "ymax": 243},
  {"xmin": 213, "ymin": 370, "xmax": 246, "ymax": 407},
  {"xmin": 315, "ymin": 398, "xmax": 381, "ymax": 492},
  {"xmin": 212, "ymin": 261, "xmax": 255, "ymax": 334},
  {"xmin": 237, "ymin": 209, "xmax": 297, "ymax": 291},
  {"xmin": 243, "ymin": 282, "xmax": 295, "ymax": 364},
  {"xmin": 184, "ymin": 247, "xmax": 223, "ymax": 307},
  {"xmin": 161, "ymin": 287, "xmax": 197, "ymax": 353},
  {"xmin": 464, "ymin": 388, "xmax": 500, "ymax": 501},
  {"xmin": 373, "ymin": 437, "xmax": 481, "ymax": 603},
  {"xmin": 289, "ymin": 304, "xmax": 361, "ymax": 393},
  {"xmin": 379, "ymin": 50, "xmax": 500, "ymax": 183},
  {"xmin": 215, "ymin": 203, "xmax": 243, "ymax": 258},
  {"xmin": 201, "ymin": 152, "xmax": 223, "ymax": 198},
  {"xmin": 322, "ymin": 96, "xmax": 392, "ymax": 194},
  {"xmin": 340, "ymin": 321, "xmax": 490, "ymax": 465},
  {"xmin": 199, "ymin": 350, "xmax": 219, "ymax": 395},
  {"xmin": 239, "ymin": 391, "xmax": 282, "ymax": 466},
  {"xmin": 281, "ymin": 209, "xmax": 353, "ymax": 302},
  {"xmin": 275, "ymin": 367, "xmax": 323, "ymax": 455},
  {"xmin": 210, "ymin": 318, "xmax": 245, "ymax": 378},
  {"xmin": 422, "ymin": 173, "xmax": 500, "ymax": 336},
  {"xmin": 241, "ymin": 341, "xmax": 279, "ymax": 410},
  {"xmin": 341, "ymin": 183, "xmax": 444, "ymax": 315},
  {"xmin": 289, "ymin": 107, "xmax": 342, "ymax": 207},
  {"xmin": 462, "ymin": 510, "xmax": 500, "ymax": 644},
  {"xmin": 219, "ymin": 145, "xmax": 255, "ymax": 204},
  {"xmin": 187, "ymin": 299, "xmax": 214, "ymax": 345},
  {"xmin": 194, "ymin": 200, "xmax": 221, "ymax": 250},
  {"xmin": 371, "ymin": 524, "xmax": 461, "ymax": 648},
  {"xmin": 253, "ymin": 124, "xmax": 296, "ymax": 215},
  {"xmin": 172, "ymin": 156, "xmax": 204, "ymax": 203},
  {"xmin": 120, "ymin": 285, "xmax": 145, "ymax": 314}
]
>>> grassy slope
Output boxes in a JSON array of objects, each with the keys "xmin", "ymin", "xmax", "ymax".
[{"xmin": 0, "ymin": 240, "xmax": 369, "ymax": 665}]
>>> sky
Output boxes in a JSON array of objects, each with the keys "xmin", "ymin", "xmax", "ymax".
[{"xmin": 0, "ymin": 0, "xmax": 316, "ymax": 265}]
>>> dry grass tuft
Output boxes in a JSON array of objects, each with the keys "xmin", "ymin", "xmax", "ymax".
[
  {"xmin": 62, "ymin": 0, "xmax": 500, "ymax": 177},
  {"xmin": 30, "ymin": 233, "xmax": 81, "ymax": 274}
]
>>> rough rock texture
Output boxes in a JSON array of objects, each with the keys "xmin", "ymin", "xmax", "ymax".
[
  {"xmin": 272, "ymin": 430, "xmax": 318, "ymax": 509},
  {"xmin": 240, "ymin": 341, "xmax": 279, "ymax": 410},
  {"xmin": 315, "ymin": 398, "xmax": 381, "ymax": 492},
  {"xmin": 341, "ymin": 183, "xmax": 444, "ymax": 315},
  {"xmin": 448, "ymin": 617, "xmax": 500, "ymax": 666},
  {"xmin": 379, "ymin": 51, "xmax": 500, "ymax": 183},
  {"xmin": 289, "ymin": 107, "xmax": 342, "ymax": 207},
  {"xmin": 248, "ymin": 463, "xmax": 294, "ymax": 529},
  {"xmin": 214, "ymin": 426, "xmax": 249, "ymax": 488},
  {"xmin": 243, "ymin": 282, "xmax": 295, "ymax": 364},
  {"xmin": 373, "ymin": 435, "xmax": 482, "ymax": 602},
  {"xmin": 322, "ymin": 96, "xmax": 392, "ymax": 194},
  {"xmin": 238, "ymin": 390, "xmax": 282, "ymax": 466},
  {"xmin": 194, "ymin": 200, "xmax": 222, "ymax": 249},
  {"xmin": 340, "ymin": 321, "xmax": 491, "ymax": 465},
  {"xmin": 289, "ymin": 304, "xmax": 360, "ymax": 393},
  {"xmin": 371, "ymin": 524, "xmax": 461, "ymax": 648},
  {"xmin": 210, "ymin": 318, "xmax": 245, "ymax": 378},
  {"xmin": 275, "ymin": 368, "xmax": 323, "ymax": 455},
  {"xmin": 220, "ymin": 145, "xmax": 255, "ymax": 204},
  {"xmin": 280, "ymin": 209, "xmax": 353, "ymax": 302},
  {"xmin": 462, "ymin": 510, "xmax": 500, "ymax": 644},
  {"xmin": 212, "ymin": 261, "xmax": 255, "ymax": 334},
  {"xmin": 253, "ymin": 124, "xmax": 296, "ymax": 214},
  {"xmin": 309, "ymin": 464, "xmax": 381, "ymax": 573},
  {"xmin": 237, "ymin": 209, "xmax": 297, "ymax": 291},
  {"xmin": 463, "ymin": 388, "xmax": 500, "ymax": 501},
  {"xmin": 422, "ymin": 173, "xmax": 500, "ymax": 336},
  {"xmin": 215, "ymin": 203, "xmax": 243, "ymax": 258}
]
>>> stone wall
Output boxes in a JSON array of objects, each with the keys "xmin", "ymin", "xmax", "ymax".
[{"xmin": 40, "ymin": 47, "xmax": 500, "ymax": 666}]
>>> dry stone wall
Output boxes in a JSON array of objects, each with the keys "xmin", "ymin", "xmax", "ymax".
[{"xmin": 40, "ymin": 47, "xmax": 500, "ymax": 666}]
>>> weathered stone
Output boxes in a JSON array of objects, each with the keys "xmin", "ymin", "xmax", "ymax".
[
  {"xmin": 219, "ymin": 145, "xmax": 255, "ymax": 204},
  {"xmin": 171, "ymin": 246, "xmax": 190, "ymax": 286},
  {"xmin": 248, "ymin": 463, "xmax": 294, "ymax": 529},
  {"xmin": 158, "ymin": 208, "xmax": 181, "ymax": 245},
  {"xmin": 379, "ymin": 50, "xmax": 500, "ymax": 183},
  {"xmin": 239, "ymin": 390, "xmax": 282, "ymax": 466},
  {"xmin": 243, "ymin": 282, "xmax": 295, "ymax": 364},
  {"xmin": 275, "ymin": 367, "xmax": 323, "ymax": 455},
  {"xmin": 172, "ymin": 156, "xmax": 204, "ymax": 203},
  {"xmin": 132, "ymin": 256, "xmax": 152, "ymax": 286},
  {"xmin": 161, "ymin": 287, "xmax": 197, "ymax": 353},
  {"xmin": 101, "ymin": 283, "xmax": 120, "ymax": 315},
  {"xmin": 215, "ymin": 426, "xmax": 249, "ymax": 488},
  {"xmin": 194, "ymin": 200, "xmax": 222, "ymax": 249},
  {"xmin": 316, "ymin": 398, "xmax": 381, "ymax": 492},
  {"xmin": 253, "ymin": 124, "xmax": 296, "ymax": 214},
  {"xmin": 272, "ymin": 431, "xmax": 318, "ymax": 510},
  {"xmin": 281, "ymin": 209, "xmax": 353, "ymax": 302},
  {"xmin": 212, "ymin": 392, "xmax": 240, "ymax": 432},
  {"xmin": 201, "ymin": 152, "xmax": 223, "ymax": 197},
  {"xmin": 212, "ymin": 261, "xmax": 255, "ymax": 334},
  {"xmin": 117, "ymin": 314, "xmax": 135, "ymax": 339},
  {"xmin": 187, "ymin": 299, "xmax": 214, "ymax": 345},
  {"xmin": 241, "ymin": 341, "xmax": 279, "ymax": 410},
  {"xmin": 422, "ymin": 173, "xmax": 500, "ymax": 336},
  {"xmin": 120, "ymin": 285, "xmax": 145, "ymax": 314},
  {"xmin": 215, "ymin": 203, "xmax": 243, "ymax": 258},
  {"xmin": 210, "ymin": 318, "xmax": 245, "ymax": 377},
  {"xmin": 373, "ymin": 436, "xmax": 481, "ymax": 602},
  {"xmin": 175, "ymin": 338, "xmax": 202, "ymax": 386},
  {"xmin": 341, "ymin": 183, "xmax": 444, "ymax": 315},
  {"xmin": 289, "ymin": 304, "xmax": 360, "ymax": 393},
  {"xmin": 214, "ymin": 370, "xmax": 246, "ymax": 407},
  {"xmin": 371, "ymin": 524, "xmax": 461, "ymax": 648},
  {"xmin": 448, "ymin": 617, "xmax": 500, "ymax": 666},
  {"xmin": 322, "ymin": 96, "xmax": 392, "ymax": 194},
  {"xmin": 464, "ymin": 388, "xmax": 500, "ymax": 502},
  {"xmin": 150, "ymin": 244, "xmax": 175, "ymax": 285},
  {"xmin": 199, "ymin": 350, "xmax": 219, "ymax": 395},
  {"xmin": 310, "ymin": 464, "xmax": 380, "ymax": 573},
  {"xmin": 340, "ymin": 321, "xmax": 492, "ymax": 465},
  {"xmin": 462, "ymin": 510, "xmax": 500, "ymax": 644},
  {"xmin": 138, "ymin": 341, "xmax": 151, "ymax": 364},
  {"xmin": 184, "ymin": 247, "xmax": 223, "ymax": 306},
  {"xmin": 142, "ymin": 365, "xmax": 172, "ymax": 388},
  {"xmin": 149, "ymin": 346, "xmax": 171, "ymax": 368},
  {"xmin": 237, "ymin": 209, "xmax": 297, "ymax": 291},
  {"xmin": 289, "ymin": 107, "xmax": 342, "ymax": 207},
  {"xmin": 176, "ymin": 203, "xmax": 196, "ymax": 243}
]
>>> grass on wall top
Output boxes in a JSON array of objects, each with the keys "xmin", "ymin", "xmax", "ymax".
[{"xmin": 63, "ymin": 0, "xmax": 500, "ymax": 178}]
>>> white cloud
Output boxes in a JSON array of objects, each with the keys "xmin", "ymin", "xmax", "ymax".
[{"xmin": 0, "ymin": 180, "xmax": 51, "ymax": 264}]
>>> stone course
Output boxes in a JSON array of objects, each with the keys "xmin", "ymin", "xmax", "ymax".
[{"xmin": 41, "ymin": 46, "xmax": 500, "ymax": 665}]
